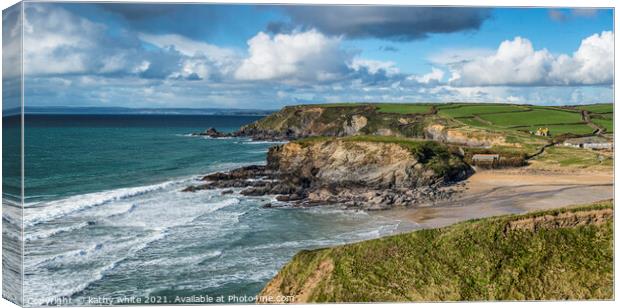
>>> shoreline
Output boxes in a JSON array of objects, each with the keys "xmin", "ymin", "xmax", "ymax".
[{"xmin": 386, "ymin": 168, "xmax": 613, "ymax": 229}]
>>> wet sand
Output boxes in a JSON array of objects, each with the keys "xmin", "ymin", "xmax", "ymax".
[{"xmin": 390, "ymin": 169, "xmax": 613, "ymax": 230}]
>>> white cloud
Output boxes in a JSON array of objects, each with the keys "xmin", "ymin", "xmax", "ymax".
[
  {"xmin": 139, "ymin": 33, "xmax": 232, "ymax": 58},
  {"xmin": 23, "ymin": 4, "xmax": 101, "ymax": 75},
  {"xmin": 23, "ymin": 4, "xmax": 146, "ymax": 76},
  {"xmin": 138, "ymin": 33, "xmax": 239, "ymax": 79},
  {"xmin": 548, "ymin": 31, "xmax": 614, "ymax": 85},
  {"xmin": 448, "ymin": 31, "xmax": 614, "ymax": 86},
  {"xmin": 234, "ymin": 30, "xmax": 350, "ymax": 82},
  {"xmin": 448, "ymin": 37, "xmax": 553, "ymax": 86},
  {"xmin": 139, "ymin": 32, "xmax": 395, "ymax": 84},
  {"xmin": 410, "ymin": 67, "xmax": 444, "ymax": 84},
  {"xmin": 3, "ymin": 5, "xmax": 23, "ymax": 79}
]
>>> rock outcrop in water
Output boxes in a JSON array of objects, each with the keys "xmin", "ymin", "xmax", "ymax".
[
  {"xmin": 184, "ymin": 138, "xmax": 472, "ymax": 210},
  {"xmin": 192, "ymin": 127, "xmax": 230, "ymax": 138}
]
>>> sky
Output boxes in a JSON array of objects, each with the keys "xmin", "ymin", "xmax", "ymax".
[{"xmin": 3, "ymin": 3, "xmax": 615, "ymax": 109}]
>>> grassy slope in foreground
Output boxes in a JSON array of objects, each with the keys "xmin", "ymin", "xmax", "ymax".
[{"xmin": 259, "ymin": 200, "xmax": 613, "ymax": 302}]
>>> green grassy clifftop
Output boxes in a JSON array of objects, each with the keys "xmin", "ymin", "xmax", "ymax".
[
  {"xmin": 258, "ymin": 200, "xmax": 613, "ymax": 302},
  {"xmin": 238, "ymin": 104, "xmax": 445, "ymax": 140}
]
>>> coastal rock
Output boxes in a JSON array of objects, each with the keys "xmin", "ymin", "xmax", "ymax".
[
  {"xmin": 342, "ymin": 115, "xmax": 368, "ymax": 135},
  {"xmin": 192, "ymin": 127, "xmax": 230, "ymax": 138}
]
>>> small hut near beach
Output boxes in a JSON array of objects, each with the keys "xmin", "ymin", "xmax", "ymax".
[{"xmin": 472, "ymin": 154, "xmax": 500, "ymax": 168}]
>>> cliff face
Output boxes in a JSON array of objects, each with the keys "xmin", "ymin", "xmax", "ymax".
[
  {"xmin": 269, "ymin": 140, "xmax": 453, "ymax": 189},
  {"xmin": 236, "ymin": 105, "xmax": 435, "ymax": 140},
  {"xmin": 266, "ymin": 138, "xmax": 471, "ymax": 209},
  {"xmin": 258, "ymin": 201, "xmax": 613, "ymax": 303}
]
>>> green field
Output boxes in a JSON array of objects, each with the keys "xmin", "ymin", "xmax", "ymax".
[
  {"xmin": 438, "ymin": 104, "xmax": 530, "ymax": 118},
  {"xmin": 592, "ymin": 118, "xmax": 613, "ymax": 133},
  {"xmin": 593, "ymin": 113, "xmax": 614, "ymax": 120},
  {"xmin": 434, "ymin": 104, "xmax": 602, "ymax": 137},
  {"xmin": 575, "ymin": 104, "xmax": 613, "ymax": 114},
  {"xmin": 375, "ymin": 104, "xmax": 432, "ymax": 114},
  {"xmin": 479, "ymin": 109, "xmax": 583, "ymax": 127},
  {"xmin": 264, "ymin": 201, "xmax": 613, "ymax": 302}
]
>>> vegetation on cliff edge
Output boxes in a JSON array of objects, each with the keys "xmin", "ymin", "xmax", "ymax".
[{"xmin": 260, "ymin": 200, "xmax": 613, "ymax": 302}]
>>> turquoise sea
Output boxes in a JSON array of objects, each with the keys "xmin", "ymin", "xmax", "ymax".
[{"xmin": 7, "ymin": 114, "xmax": 416, "ymax": 305}]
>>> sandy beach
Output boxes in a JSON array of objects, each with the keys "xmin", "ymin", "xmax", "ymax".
[{"xmin": 391, "ymin": 169, "xmax": 614, "ymax": 229}]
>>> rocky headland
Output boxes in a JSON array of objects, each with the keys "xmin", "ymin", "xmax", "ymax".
[
  {"xmin": 195, "ymin": 104, "xmax": 527, "ymax": 149},
  {"xmin": 184, "ymin": 137, "xmax": 472, "ymax": 210},
  {"xmin": 233, "ymin": 104, "xmax": 432, "ymax": 141},
  {"xmin": 184, "ymin": 104, "xmax": 535, "ymax": 209}
]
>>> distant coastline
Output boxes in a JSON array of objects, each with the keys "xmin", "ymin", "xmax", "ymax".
[{"xmin": 2, "ymin": 106, "xmax": 277, "ymax": 117}]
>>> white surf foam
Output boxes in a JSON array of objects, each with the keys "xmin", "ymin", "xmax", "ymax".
[
  {"xmin": 25, "ymin": 230, "xmax": 168, "ymax": 305},
  {"xmin": 23, "ymin": 179, "xmax": 191, "ymax": 227},
  {"xmin": 239, "ymin": 140, "xmax": 288, "ymax": 144},
  {"xmin": 140, "ymin": 250, "xmax": 223, "ymax": 268},
  {"xmin": 25, "ymin": 221, "xmax": 92, "ymax": 242}
]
